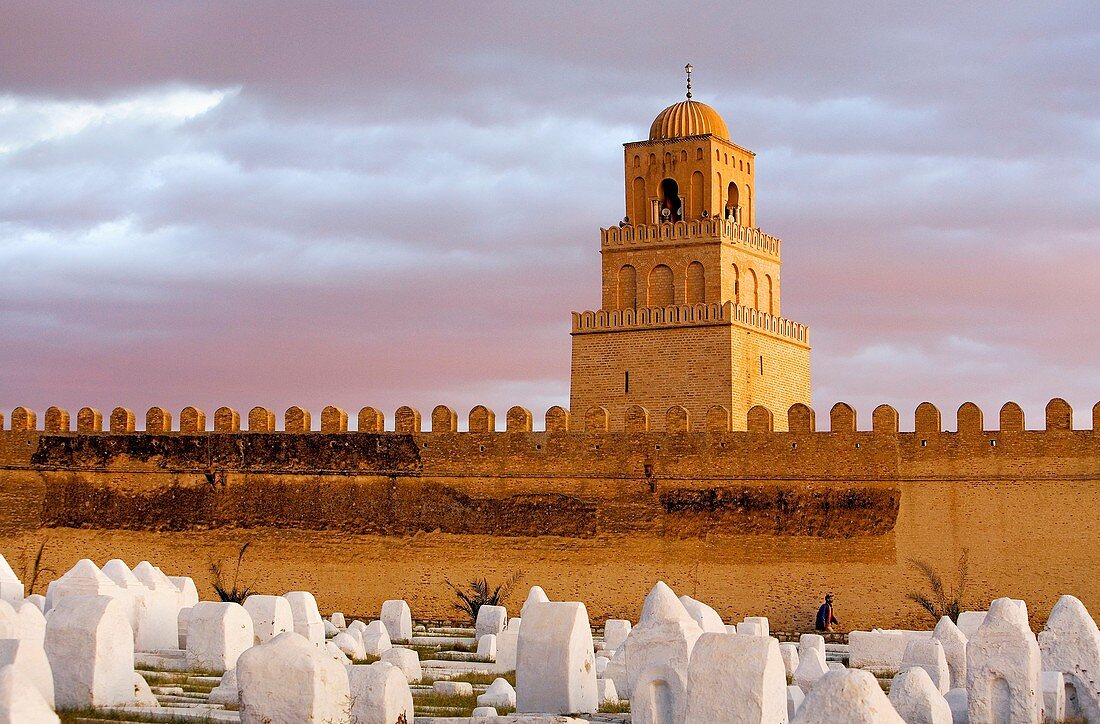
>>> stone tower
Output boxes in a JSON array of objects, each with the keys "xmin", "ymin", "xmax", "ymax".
[{"xmin": 569, "ymin": 77, "xmax": 811, "ymax": 431}]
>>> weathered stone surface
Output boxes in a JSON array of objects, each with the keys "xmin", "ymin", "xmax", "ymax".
[
  {"xmin": 284, "ymin": 591, "xmax": 325, "ymax": 645},
  {"xmin": 243, "ymin": 594, "xmax": 294, "ymax": 644},
  {"xmin": 678, "ymin": 595, "xmax": 725, "ymax": 633},
  {"xmin": 44, "ymin": 595, "xmax": 136, "ymax": 709},
  {"xmin": 0, "ymin": 665, "xmax": 58, "ymax": 724},
  {"xmin": 932, "ymin": 615, "xmax": 968, "ymax": 691},
  {"xmin": 966, "ymin": 597, "xmax": 1041, "ymax": 724},
  {"xmin": 0, "ymin": 639, "xmax": 53, "ymax": 709},
  {"xmin": 477, "ymin": 677, "xmax": 517, "ymax": 708},
  {"xmin": 1039, "ymin": 594, "xmax": 1100, "ymax": 722},
  {"xmin": 901, "ymin": 637, "xmax": 950, "ymax": 694},
  {"xmin": 348, "ymin": 661, "xmax": 414, "ymax": 724},
  {"xmin": 889, "ymin": 667, "xmax": 952, "ymax": 724},
  {"xmin": 477, "ymin": 605, "xmax": 508, "ymax": 640},
  {"xmin": 237, "ymin": 631, "xmax": 350, "ymax": 723},
  {"xmin": 186, "ymin": 601, "xmax": 254, "ymax": 673},
  {"xmin": 792, "ymin": 668, "xmax": 905, "ymax": 723},
  {"xmin": 603, "ymin": 619, "xmax": 631, "ymax": 652},
  {"xmin": 684, "ymin": 632, "xmax": 788, "ymax": 722},
  {"xmin": 380, "ymin": 646, "xmax": 422, "ymax": 682},
  {"xmin": 516, "ymin": 601, "xmax": 597, "ymax": 715},
  {"xmin": 380, "ymin": 599, "xmax": 413, "ymax": 642}
]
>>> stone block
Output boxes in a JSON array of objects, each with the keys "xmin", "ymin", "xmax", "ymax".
[
  {"xmin": 186, "ymin": 601, "xmax": 254, "ymax": 673},
  {"xmin": 966, "ymin": 597, "xmax": 1042, "ymax": 724},
  {"xmin": 380, "ymin": 599, "xmax": 413, "ymax": 642},
  {"xmin": 361, "ymin": 620, "xmax": 392, "ymax": 656},
  {"xmin": 678, "ymin": 595, "xmax": 725, "ymax": 633},
  {"xmin": 380, "ymin": 647, "xmax": 422, "ymax": 682},
  {"xmin": 44, "ymin": 595, "xmax": 135, "ymax": 709},
  {"xmin": 603, "ymin": 619, "xmax": 631, "ymax": 652},
  {"xmin": 477, "ymin": 633, "xmax": 497, "ymax": 661},
  {"xmin": 779, "ymin": 642, "xmax": 800, "ymax": 679},
  {"xmin": 0, "ymin": 664, "xmax": 58, "ymax": 724},
  {"xmin": 243, "ymin": 594, "xmax": 294, "ymax": 644},
  {"xmin": 684, "ymin": 631, "xmax": 787, "ymax": 722},
  {"xmin": 0, "ymin": 639, "xmax": 53, "ymax": 710},
  {"xmin": 933, "ymin": 615, "xmax": 968, "ymax": 691},
  {"xmin": 516, "ymin": 601, "xmax": 597, "ymax": 715},
  {"xmin": 348, "ymin": 661, "xmax": 414, "ymax": 724},
  {"xmin": 792, "ymin": 668, "xmax": 904, "ymax": 722},
  {"xmin": 477, "ymin": 677, "xmax": 517, "ymax": 708},
  {"xmin": 284, "ymin": 591, "xmax": 325, "ymax": 645},
  {"xmin": 237, "ymin": 631, "xmax": 350, "ymax": 723},
  {"xmin": 476, "ymin": 605, "xmax": 508, "ymax": 639},
  {"xmin": 1039, "ymin": 594, "xmax": 1100, "ymax": 721},
  {"xmin": 889, "ymin": 667, "xmax": 952, "ymax": 724},
  {"xmin": 901, "ymin": 637, "xmax": 950, "ymax": 694}
]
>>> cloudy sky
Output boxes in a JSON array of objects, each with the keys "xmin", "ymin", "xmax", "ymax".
[{"xmin": 1, "ymin": 1, "xmax": 1097, "ymax": 430}]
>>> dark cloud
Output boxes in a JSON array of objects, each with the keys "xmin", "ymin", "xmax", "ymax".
[{"xmin": 0, "ymin": 1, "xmax": 1097, "ymax": 428}]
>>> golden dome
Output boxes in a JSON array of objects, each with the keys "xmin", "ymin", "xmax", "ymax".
[{"xmin": 649, "ymin": 99, "xmax": 729, "ymax": 141}]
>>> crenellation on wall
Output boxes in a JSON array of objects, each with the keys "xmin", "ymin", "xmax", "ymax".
[
  {"xmin": 545, "ymin": 405, "xmax": 570, "ymax": 432},
  {"xmin": 915, "ymin": 402, "xmax": 941, "ymax": 433},
  {"xmin": 1000, "ymin": 401, "xmax": 1025, "ymax": 432},
  {"xmin": 358, "ymin": 406, "xmax": 384, "ymax": 433},
  {"xmin": 747, "ymin": 404, "xmax": 773, "ymax": 432},
  {"xmin": 45, "ymin": 406, "xmax": 70, "ymax": 433},
  {"xmin": 830, "ymin": 402, "xmax": 856, "ymax": 433},
  {"xmin": 180, "ymin": 406, "xmax": 206, "ymax": 433},
  {"xmin": 1047, "ymin": 398, "xmax": 1073, "ymax": 431},
  {"xmin": 145, "ymin": 406, "xmax": 172, "ymax": 433},
  {"xmin": 10, "ymin": 406, "xmax": 36, "ymax": 432},
  {"xmin": 666, "ymin": 404, "xmax": 690, "ymax": 433},
  {"xmin": 321, "ymin": 405, "xmax": 348, "ymax": 433},
  {"xmin": 468, "ymin": 405, "xmax": 495, "ymax": 433},
  {"xmin": 585, "ymin": 406, "xmax": 610, "ymax": 432},
  {"xmin": 705, "ymin": 405, "xmax": 730, "ymax": 432},
  {"xmin": 788, "ymin": 402, "xmax": 815, "ymax": 433},
  {"xmin": 110, "ymin": 407, "xmax": 135, "ymax": 434},
  {"xmin": 957, "ymin": 402, "xmax": 983, "ymax": 434},
  {"xmin": 248, "ymin": 406, "xmax": 275, "ymax": 433},
  {"xmin": 394, "ymin": 405, "xmax": 421, "ymax": 434},
  {"xmin": 284, "ymin": 405, "xmax": 311, "ymax": 432},
  {"xmin": 77, "ymin": 407, "xmax": 103, "ymax": 433},
  {"xmin": 431, "ymin": 405, "xmax": 458, "ymax": 433},
  {"xmin": 505, "ymin": 406, "xmax": 532, "ymax": 433},
  {"xmin": 625, "ymin": 404, "xmax": 649, "ymax": 432},
  {"xmin": 872, "ymin": 404, "xmax": 899, "ymax": 434},
  {"xmin": 214, "ymin": 406, "xmax": 240, "ymax": 432}
]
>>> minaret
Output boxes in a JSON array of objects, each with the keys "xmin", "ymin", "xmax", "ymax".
[{"xmin": 569, "ymin": 67, "xmax": 811, "ymax": 431}]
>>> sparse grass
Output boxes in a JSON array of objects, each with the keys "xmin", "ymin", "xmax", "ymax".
[
  {"xmin": 351, "ymin": 654, "xmax": 381, "ymax": 665},
  {"xmin": 210, "ymin": 541, "xmax": 259, "ymax": 603},
  {"xmin": 444, "ymin": 671, "xmax": 517, "ymax": 687},
  {"xmin": 58, "ymin": 709, "xmax": 220, "ymax": 723},
  {"xmin": 406, "ymin": 641, "xmax": 476, "ymax": 660},
  {"xmin": 599, "ymin": 699, "xmax": 632, "ymax": 713}
]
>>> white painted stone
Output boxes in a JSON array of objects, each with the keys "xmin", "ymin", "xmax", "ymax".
[
  {"xmin": 633, "ymin": 663, "xmax": 687, "ymax": 724},
  {"xmin": 495, "ymin": 623, "xmax": 520, "ymax": 673},
  {"xmin": 793, "ymin": 648, "xmax": 830, "ymax": 692},
  {"xmin": 684, "ymin": 631, "xmax": 788, "ymax": 722},
  {"xmin": 516, "ymin": 601, "xmax": 597, "ymax": 715},
  {"xmin": 889, "ymin": 667, "xmax": 952, "ymax": 724},
  {"xmin": 792, "ymin": 668, "xmax": 905, "ymax": 723},
  {"xmin": 44, "ymin": 594, "xmax": 136, "ymax": 709},
  {"xmin": 678, "ymin": 595, "xmax": 725, "ymax": 633},
  {"xmin": 23, "ymin": 595, "xmax": 45, "ymax": 614},
  {"xmin": 736, "ymin": 621, "xmax": 767, "ymax": 637},
  {"xmin": 797, "ymin": 634, "xmax": 827, "ymax": 668},
  {"xmin": 361, "ymin": 620, "xmax": 392, "ymax": 656},
  {"xmin": 15, "ymin": 601, "xmax": 46, "ymax": 647},
  {"xmin": 902, "ymin": 637, "xmax": 951, "ymax": 694},
  {"xmin": 933, "ymin": 615, "xmax": 968, "ymax": 691},
  {"xmin": 130, "ymin": 671, "xmax": 158, "ymax": 706},
  {"xmin": 1041, "ymin": 670, "xmax": 1065, "ymax": 723},
  {"xmin": 44, "ymin": 559, "xmax": 124, "ymax": 614},
  {"xmin": 603, "ymin": 619, "xmax": 631, "ymax": 652},
  {"xmin": 332, "ymin": 631, "xmax": 365, "ymax": 660},
  {"xmin": 324, "ymin": 619, "xmax": 338, "ymax": 638},
  {"xmin": 168, "ymin": 576, "xmax": 199, "ymax": 608},
  {"xmin": 0, "ymin": 665, "xmax": 58, "ymax": 724},
  {"xmin": 348, "ymin": 661, "xmax": 414, "ymax": 724},
  {"xmin": 595, "ymin": 655, "xmax": 609, "ymax": 675},
  {"xmin": 966, "ymin": 597, "xmax": 1041, "ymax": 724},
  {"xmin": 347, "ymin": 619, "xmax": 366, "ymax": 633},
  {"xmin": 956, "ymin": 611, "xmax": 988, "ymax": 640},
  {"xmin": 101, "ymin": 559, "xmax": 146, "ymax": 635},
  {"xmin": 0, "ymin": 601, "xmax": 19, "ymax": 640},
  {"xmin": 472, "ymin": 705, "xmax": 497, "ymax": 717},
  {"xmin": 944, "ymin": 687, "xmax": 968, "ymax": 723},
  {"xmin": 0, "ymin": 556, "xmax": 23, "ymax": 607},
  {"xmin": 621, "ymin": 581, "xmax": 702, "ymax": 701},
  {"xmin": 330, "ymin": 612, "xmax": 346, "ymax": 629},
  {"xmin": 477, "ymin": 605, "xmax": 508, "ymax": 640},
  {"xmin": 176, "ymin": 606, "xmax": 191, "ymax": 650},
  {"xmin": 186, "ymin": 601, "xmax": 254, "ymax": 673},
  {"xmin": 477, "ymin": 633, "xmax": 497, "ymax": 661},
  {"xmin": 130, "ymin": 561, "xmax": 183, "ymax": 652},
  {"xmin": 207, "ymin": 667, "xmax": 238, "ymax": 707},
  {"xmin": 380, "ymin": 646, "xmax": 422, "ymax": 682},
  {"xmin": 604, "ymin": 645, "xmax": 627, "ymax": 698},
  {"xmin": 0, "ymin": 638, "xmax": 53, "ymax": 709},
  {"xmin": 237, "ymin": 631, "xmax": 350, "ymax": 723},
  {"xmin": 827, "ymin": 662, "xmax": 845, "ymax": 671},
  {"xmin": 243, "ymin": 594, "xmax": 294, "ymax": 644},
  {"xmin": 434, "ymin": 680, "xmax": 474, "ymax": 696},
  {"xmin": 849, "ymin": 629, "xmax": 932, "ymax": 674},
  {"xmin": 779, "ymin": 642, "xmax": 800, "ymax": 679},
  {"xmin": 787, "ymin": 685, "xmax": 805, "ymax": 720},
  {"xmin": 324, "ymin": 640, "xmax": 351, "ymax": 666},
  {"xmin": 596, "ymin": 678, "xmax": 618, "ymax": 703},
  {"xmin": 1038, "ymin": 593, "xmax": 1100, "ymax": 722},
  {"xmin": 744, "ymin": 616, "xmax": 771, "ymax": 637},
  {"xmin": 477, "ymin": 677, "xmax": 517, "ymax": 708},
  {"xmin": 283, "ymin": 591, "xmax": 325, "ymax": 644},
  {"xmin": 725, "ymin": 624, "xmax": 738, "ymax": 635},
  {"xmin": 380, "ymin": 599, "xmax": 413, "ymax": 642},
  {"xmin": 521, "ymin": 586, "xmax": 550, "ymax": 619}
]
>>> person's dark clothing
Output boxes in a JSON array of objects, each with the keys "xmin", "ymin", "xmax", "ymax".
[{"xmin": 815, "ymin": 603, "xmax": 838, "ymax": 631}]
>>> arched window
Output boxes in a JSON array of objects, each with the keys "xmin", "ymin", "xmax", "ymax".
[
  {"xmin": 648, "ymin": 265, "xmax": 674, "ymax": 307},
  {"xmin": 618, "ymin": 265, "xmax": 638, "ymax": 310},
  {"xmin": 687, "ymin": 262, "xmax": 705, "ymax": 304},
  {"xmin": 688, "ymin": 171, "xmax": 704, "ymax": 219},
  {"xmin": 748, "ymin": 268, "xmax": 759, "ymax": 310},
  {"xmin": 696, "ymin": 147, "xmax": 703, "ymax": 160},
  {"xmin": 726, "ymin": 182, "xmax": 740, "ymax": 222},
  {"xmin": 765, "ymin": 274, "xmax": 774, "ymax": 314},
  {"xmin": 633, "ymin": 155, "xmax": 640, "ymax": 168},
  {"xmin": 745, "ymin": 185, "xmax": 752, "ymax": 226},
  {"xmin": 716, "ymin": 149, "xmax": 720, "ymax": 161},
  {"xmin": 631, "ymin": 177, "xmax": 646, "ymax": 224},
  {"xmin": 658, "ymin": 178, "xmax": 682, "ymax": 222},
  {"xmin": 731, "ymin": 264, "xmax": 740, "ymax": 305},
  {"xmin": 680, "ymin": 150, "xmax": 687, "ymax": 162}
]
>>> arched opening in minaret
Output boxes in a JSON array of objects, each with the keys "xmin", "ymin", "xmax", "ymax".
[
  {"xmin": 618, "ymin": 265, "xmax": 638, "ymax": 310},
  {"xmin": 658, "ymin": 178, "xmax": 682, "ymax": 222},
  {"xmin": 687, "ymin": 261, "xmax": 705, "ymax": 304},
  {"xmin": 631, "ymin": 177, "xmax": 647, "ymax": 224},
  {"xmin": 726, "ymin": 182, "xmax": 741, "ymax": 223},
  {"xmin": 648, "ymin": 265, "xmax": 674, "ymax": 307},
  {"xmin": 689, "ymin": 171, "xmax": 704, "ymax": 219}
]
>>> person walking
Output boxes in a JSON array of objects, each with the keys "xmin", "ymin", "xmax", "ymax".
[{"xmin": 815, "ymin": 593, "xmax": 838, "ymax": 632}]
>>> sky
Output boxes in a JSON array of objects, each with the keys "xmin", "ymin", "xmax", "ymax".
[{"xmin": 1, "ymin": 1, "xmax": 1098, "ymax": 430}]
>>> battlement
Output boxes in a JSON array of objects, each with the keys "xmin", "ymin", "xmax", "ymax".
[
  {"xmin": 570, "ymin": 301, "xmax": 810, "ymax": 345},
  {"xmin": 3, "ymin": 398, "xmax": 1098, "ymax": 436},
  {"xmin": 601, "ymin": 219, "xmax": 781, "ymax": 259}
]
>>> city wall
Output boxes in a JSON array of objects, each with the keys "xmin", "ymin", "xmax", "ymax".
[{"xmin": 1, "ymin": 398, "xmax": 1099, "ymax": 632}]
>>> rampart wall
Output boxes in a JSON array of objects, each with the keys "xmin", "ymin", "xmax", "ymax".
[{"xmin": 2, "ymin": 398, "xmax": 1099, "ymax": 632}]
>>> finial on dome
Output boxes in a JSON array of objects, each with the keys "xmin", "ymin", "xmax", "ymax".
[{"xmin": 685, "ymin": 63, "xmax": 693, "ymax": 99}]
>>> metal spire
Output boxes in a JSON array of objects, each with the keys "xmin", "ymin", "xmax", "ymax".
[{"xmin": 685, "ymin": 63, "xmax": 693, "ymax": 99}]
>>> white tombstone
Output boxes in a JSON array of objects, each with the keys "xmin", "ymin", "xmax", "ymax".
[
  {"xmin": 516, "ymin": 601, "xmax": 597, "ymax": 715},
  {"xmin": 595, "ymin": 655, "xmax": 610, "ymax": 675},
  {"xmin": 44, "ymin": 595, "xmax": 135, "ymax": 709},
  {"xmin": 684, "ymin": 631, "xmax": 788, "ymax": 722},
  {"xmin": 243, "ymin": 594, "xmax": 294, "ymax": 644},
  {"xmin": 0, "ymin": 639, "xmax": 53, "ymax": 709},
  {"xmin": 380, "ymin": 599, "xmax": 413, "ymax": 642},
  {"xmin": 1041, "ymin": 670, "xmax": 1066, "ymax": 723},
  {"xmin": 477, "ymin": 633, "xmax": 497, "ymax": 661},
  {"xmin": 678, "ymin": 595, "xmax": 725, "ymax": 633},
  {"xmin": 23, "ymin": 596, "xmax": 45, "ymax": 614},
  {"xmin": 793, "ymin": 647, "xmax": 830, "ymax": 692},
  {"xmin": 889, "ymin": 667, "xmax": 952, "ymax": 724},
  {"xmin": 324, "ymin": 640, "xmax": 351, "ymax": 666},
  {"xmin": 361, "ymin": 620, "xmax": 392, "ymax": 656},
  {"xmin": 798, "ymin": 633, "xmax": 827, "ymax": 668},
  {"xmin": 520, "ymin": 586, "xmax": 550, "ymax": 618},
  {"xmin": 168, "ymin": 576, "xmax": 199, "ymax": 608},
  {"xmin": 744, "ymin": 616, "xmax": 770, "ymax": 637},
  {"xmin": 324, "ymin": 620, "xmax": 338, "ymax": 638},
  {"xmin": 330, "ymin": 612, "xmax": 347, "ymax": 629},
  {"xmin": 902, "ymin": 637, "xmax": 951, "ymax": 694},
  {"xmin": 101, "ymin": 559, "xmax": 146, "ymax": 633},
  {"xmin": 207, "ymin": 667, "xmax": 238, "ymax": 707},
  {"xmin": 933, "ymin": 615, "xmax": 968, "ymax": 691},
  {"xmin": 737, "ymin": 620, "xmax": 767, "ymax": 637},
  {"xmin": 347, "ymin": 661, "xmax": 414, "ymax": 724},
  {"xmin": 604, "ymin": 645, "xmax": 628, "ymax": 698},
  {"xmin": 186, "ymin": 601, "xmax": 254, "ymax": 673},
  {"xmin": 476, "ymin": 604, "xmax": 508, "ymax": 640},
  {"xmin": 380, "ymin": 647, "xmax": 422, "ymax": 682},
  {"xmin": 130, "ymin": 671, "xmax": 158, "ymax": 706},
  {"xmin": 15, "ymin": 601, "xmax": 46, "ymax": 648},
  {"xmin": 0, "ymin": 602, "xmax": 15, "ymax": 640},
  {"xmin": 177, "ymin": 607, "xmax": 191, "ymax": 650},
  {"xmin": 434, "ymin": 680, "xmax": 473, "ymax": 696},
  {"xmin": 0, "ymin": 556, "xmax": 23, "ymax": 606},
  {"xmin": 956, "ymin": 611, "xmax": 988, "ymax": 639},
  {"xmin": 622, "ymin": 581, "xmax": 702, "ymax": 702},
  {"xmin": 849, "ymin": 629, "xmax": 931, "ymax": 674},
  {"xmin": 966, "ymin": 597, "xmax": 1042, "ymax": 724},
  {"xmin": 237, "ymin": 631, "xmax": 350, "ymax": 723},
  {"xmin": 603, "ymin": 619, "xmax": 631, "ymax": 652},
  {"xmin": 477, "ymin": 676, "xmax": 517, "ymax": 708},
  {"xmin": 792, "ymin": 668, "xmax": 905, "ymax": 723},
  {"xmin": 283, "ymin": 591, "xmax": 325, "ymax": 644},
  {"xmin": 779, "ymin": 642, "xmax": 800, "ymax": 679},
  {"xmin": 348, "ymin": 619, "xmax": 366, "ymax": 633},
  {"xmin": 597, "ymin": 678, "xmax": 618, "ymax": 704},
  {"xmin": 332, "ymin": 631, "xmax": 365, "ymax": 660},
  {"xmin": 944, "ymin": 687, "xmax": 968, "ymax": 723},
  {"xmin": 44, "ymin": 560, "xmax": 124, "ymax": 614},
  {"xmin": 494, "ymin": 618, "xmax": 520, "ymax": 673},
  {"xmin": 0, "ymin": 665, "xmax": 58, "ymax": 724},
  {"xmin": 787, "ymin": 685, "xmax": 805, "ymax": 720},
  {"xmin": 130, "ymin": 562, "xmax": 182, "ymax": 652},
  {"xmin": 1038, "ymin": 594, "xmax": 1100, "ymax": 721},
  {"xmin": 472, "ymin": 705, "xmax": 497, "ymax": 717}
]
